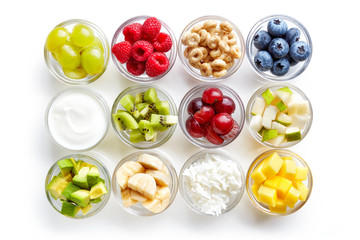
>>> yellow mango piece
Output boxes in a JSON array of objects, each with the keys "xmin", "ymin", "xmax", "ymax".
[
  {"xmin": 284, "ymin": 186, "xmax": 301, "ymax": 208},
  {"xmin": 294, "ymin": 167, "xmax": 308, "ymax": 181},
  {"xmin": 251, "ymin": 161, "xmax": 267, "ymax": 184},
  {"xmin": 251, "ymin": 182, "xmax": 260, "ymax": 201},
  {"xmin": 278, "ymin": 159, "xmax": 296, "ymax": 178},
  {"xmin": 282, "ymin": 156, "xmax": 293, "ymax": 161},
  {"xmin": 264, "ymin": 175, "xmax": 282, "ymax": 189},
  {"xmin": 262, "ymin": 152, "xmax": 284, "ymax": 178},
  {"xmin": 276, "ymin": 176, "xmax": 293, "ymax": 199},
  {"xmin": 258, "ymin": 184, "xmax": 277, "ymax": 208},
  {"xmin": 81, "ymin": 204, "xmax": 92, "ymax": 215},
  {"xmin": 269, "ymin": 198, "xmax": 287, "ymax": 214},
  {"xmin": 293, "ymin": 181, "xmax": 309, "ymax": 201}
]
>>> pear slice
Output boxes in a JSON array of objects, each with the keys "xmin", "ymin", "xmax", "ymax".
[
  {"xmin": 290, "ymin": 114, "xmax": 311, "ymax": 130},
  {"xmin": 250, "ymin": 115, "xmax": 263, "ymax": 133},
  {"xmin": 261, "ymin": 89, "xmax": 275, "ymax": 105},
  {"xmin": 275, "ymin": 87, "xmax": 292, "ymax": 103},
  {"xmin": 262, "ymin": 129, "xmax": 278, "ymax": 142},
  {"xmin": 262, "ymin": 116, "xmax": 272, "ymax": 129},
  {"xmin": 267, "ymin": 134, "xmax": 285, "ymax": 147},
  {"xmin": 276, "ymin": 113, "xmax": 292, "ymax": 126},
  {"xmin": 251, "ymin": 97, "xmax": 266, "ymax": 116},
  {"xmin": 285, "ymin": 127, "xmax": 301, "ymax": 141},
  {"xmin": 271, "ymin": 121, "xmax": 287, "ymax": 134},
  {"xmin": 263, "ymin": 105, "xmax": 279, "ymax": 120}
]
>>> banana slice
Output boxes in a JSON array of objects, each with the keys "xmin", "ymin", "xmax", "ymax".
[
  {"xmin": 160, "ymin": 164, "xmax": 170, "ymax": 176},
  {"xmin": 128, "ymin": 173, "xmax": 157, "ymax": 200},
  {"xmin": 142, "ymin": 186, "xmax": 171, "ymax": 213},
  {"xmin": 116, "ymin": 161, "xmax": 145, "ymax": 189},
  {"xmin": 121, "ymin": 188, "xmax": 137, "ymax": 207},
  {"xmin": 130, "ymin": 189, "xmax": 148, "ymax": 203},
  {"xmin": 137, "ymin": 154, "xmax": 164, "ymax": 170},
  {"xmin": 145, "ymin": 169, "xmax": 170, "ymax": 187}
]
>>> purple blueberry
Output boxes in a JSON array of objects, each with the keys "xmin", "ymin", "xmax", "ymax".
[
  {"xmin": 253, "ymin": 30, "xmax": 272, "ymax": 50},
  {"xmin": 271, "ymin": 58, "xmax": 290, "ymax": 76},
  {"xmin": 285, "ymin": 28, "xmax": 300, "ymax": 45},
  {"xmin": 267, "ymin": 18, "xmax": 288, "ymax": 37},
  {"xmin": 254, "ymin": 51, "xmax": 273, "ymax": 71},
  {"xmin": 268, "ymin": 38, "xmax": 289, "ymax": 59},
  {"xmin": 290, "ymin": 41, "xmax": 311, "ymax": 62}
]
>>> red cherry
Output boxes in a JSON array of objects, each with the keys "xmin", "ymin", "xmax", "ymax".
[
  {"xmin": 214, "ymin": 96, "xmax": 235, "ymax": 114},
  {"xmin": 202, "ymin": 88, "xmax": 223, "ymax": 104},
  {"xmin": 220, "ymin": 121, "xmax": 240, "ymax": 141},
  {"xmin": 202, "ymin": 124, "xmax": 224, "ymax": 145},
  {"xmin": 187, "ymin": 97, "xmax": 206, "ymax": 115},
  {"xmin": 193, "ymin": 106, "xmax": 215, "ymax": 124},
  {"xmin": 185, "ymin": 116, "xmax": 203, "ymax": 138},
  {"xmin": 211, "ymin": 113, "xmax": 234, "ymax": 135}
]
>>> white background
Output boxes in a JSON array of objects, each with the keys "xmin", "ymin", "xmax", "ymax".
[{"xmin": 2, "ymin": 0, "xmax": 359, "ymax": 239}]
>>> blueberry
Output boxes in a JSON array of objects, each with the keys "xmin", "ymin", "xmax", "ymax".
[
  {"xmin": 285, "ymin": 54, "xmax": 299, "ymax": 66},
  {"xmin": 290, "ymin": 41, "xmax": 311, "ymax": 62},
  {"xmin": 271, "ymin": 58, "xmax": 290, "ymax": 76},
  {"xmin": 268, "ymin": 38, "xmax": 289, "ymax": 59},
  {"xmin": 267, "ymin": 18, "xmax": 288, "ymax": 37},
  {"xmin": 254, "ymin": 51, "xmax": 273, "ymax": 71},
  {"xmin": 253, "ymin": 30, "xmax": 272, "ymax": 50},
  {"xmin": 285, "ymin": 28, "xmax": 300, "ymax": 45}
]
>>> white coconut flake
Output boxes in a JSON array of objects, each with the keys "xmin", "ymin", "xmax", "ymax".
[{"xmin": 182, "ymin": 153, "xmax": 242, "ymax": 216}]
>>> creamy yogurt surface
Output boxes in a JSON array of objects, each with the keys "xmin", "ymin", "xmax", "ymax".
[{"xmin": 47, "ymin": 89, "xmax": 108, "ymax": 150}]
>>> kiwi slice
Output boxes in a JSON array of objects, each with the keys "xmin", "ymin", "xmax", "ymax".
[
  {"xmin": 135, "ymin": 92, "xmax": 145, "ymax": 104},
  {"xmin": 155, "ymin": 101, "xmax": 170, "ymax": 115},
  {"xmin": 144, "ymin": 88, "xmax": 158, "ymax": 103},
  {"xmin": 138, "ymin": 120, "xmax": 156, "ymax": 141},
  {"xmin": 136, "ymin": 103, "xmax": 149, "ymax": 112},
  {"xmin": 150, "ymin": 114, "xmax": 178, "ymax": 131},
  {"xmin": 112, "ymin": 111, "xmax": 139, "ymax": 131},
  {"xmin": 129, "ymin": 129, "xmax": 146, "ymax": 143},
  {"xmin": 119, "ymin": 94, "xmax": 140, "ymax": 118}
]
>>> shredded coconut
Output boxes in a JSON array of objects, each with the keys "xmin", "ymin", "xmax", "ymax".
[{"xmin": 182, "ymin": 153, "xmax": 242, "ymax": 216}]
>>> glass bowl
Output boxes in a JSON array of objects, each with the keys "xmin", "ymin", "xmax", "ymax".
[
  {"xmin": 246, "ymin": 14, "xmax": 313, "ymax": 81},
  {"xmin": 245, "ymin": 83, "xmax": 313, "ymax": 148},
  {"xmin": 45, "ymin": 153, "xmax": 111, "ymax": 219},
  {"xmin": 178, "ymin": 15, "xmax": 245, "ymax": 82},
  {"xmin": 45, "ymin": 87, "xmax": 110, "ymax": 151},
  {"xmin": 111, "ymin": 84, "xmax": 177, "ymax": 149},
  {"xmin": 44, "ymin": 19, "xmax": 110, "ymax": 85},
  {"xmin": 178, "ymin": 83, "xmax": 245, "ymax": 148},
  {"xmin": 112, "ymin": 149, "xmax": 178, "ymax": 216},
  {"xmin": 246, "ymin": 149, "xmax": 313, "ymax": 216},
  {"xmin": 179, "ymin": 149, "xmax": 245, "ymax": 216},
  {"xmin": 111, "ymin": 15, "xmax": 177, "ymax": 83}
]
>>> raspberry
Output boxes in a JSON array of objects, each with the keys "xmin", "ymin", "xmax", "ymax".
[
  {"xmin": 131, "ymin": 40, "xmax": 154, "ymax": 62},
  {"xmin": 123, "ymin": 23, "xmax": 142, "ymax": 44},
  {"xmin": 126, "ymin": 57, "xmax": 146, "ymax": 76},
  {"xmin": 141, "ymin": 17, "xmax": 161, "ymax": 41},
  {"xmin": 152, "ymin": 32, "xmax": 172, "ymax": 52},
  {"xmin": 111, "ymin": 41, "xmax": 132, "ymax": 64},
  {"xmin": 145, "ymin": 52, "xmax": 169, "ymax": 77}
]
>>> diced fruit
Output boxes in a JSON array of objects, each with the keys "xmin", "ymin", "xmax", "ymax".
[
  {"xmin": 285, "ymin": 127, "xmax": 301, "ymax": 141},
  {"xmin": 116, "ymin": 161, "xmax": 145, "ymax": 189},
  {"xmin": 251, "ymin": 161, "xmax": 267, "ymax": 184},
  {"xmin": 69, "ymin": 157, "xmax": 80, "ymax": 175},
  {"xmin": 70, "ymin": 189, "xmax": 91, "ymax": 208},
  {"xmin": 267, "ymin": 134, "xmax": 285, "ymax": 147},
  {"xmin": 278, "ymin": 160, "xmax": 296, "ymax": 178},
  {"xmin": 130, "ymin": 189, "xmax": 148, "ymax": 203},
  {"xmin": 130, "ymin": 129, "xmax": 146, "ymax": 143},
  {"xmin": 142, "ymin": 186, "xmax": 171, "ymax": 213},
  {"xmin": 271, "ymin": 121, "xmax": 287, "ymax": 134},
  {"xmin": 72, "ymin": 167, "xmax": 90, "ymax": 189},
  {"xmin": 294, "ymin": 167, "xmax": 308, "ymax": 181},
  {"xmin": 120, "ymin": 94, "xmax": 140, "ymax": 118},
  {"xmin": 275, "ymin": 176, "xmax": 292, "ymax": 198},
  {"xmin": 150, "ymin": 114, "xmax": 177, "ymax": 131},
  {"xmin": 250, "ymin": 115, "xmax": 263, "ymax": 133},
  {"xmin": 264, "ymin": 175, "xmax": 282, "ymax": 189},
  {"xmin": 258, "ymin": 184, "xmax": 277, "ymax": 207},
  {"xmin": 276, "ymin": 101, "xmax": 287, "ymax": 112},
  {"xmin": 87, "ymin": 167, "xmax": 100, "ymax": 188},
  {"xmin": 61, "ymin": 201, "xmax": 80, "ymax": 217},
  {"xmin": 288, "ymin": 100, "xmax": 310, "ymax": 115},
  {"xmin": 112, "ymin": 111, "xmax": 139, "ymax": 131},
  {"xmin": 145, "ymin": 169, "xmax": 170, "ymax": 187},
  {"xmin": 128, "ymin": 173, "xmax": 157, "ymax": 200},
  {"xmin": 284, "ymin": 186, "xmax": 301, "ymax": 208},
  {"xmin": 275, "ymin": 87, "xmax": 292, "ymax": 103},
  {"xmin": 251, "ymin": 97, "xmax": 266, "ymax": 115},
  {"xmin": 155, "ymin": 101, "xmax": 170, "ymax": 115},
  {"xmin": 269, "ymin": 198, "xmax": 287, "ymax": 214},
  {"xmin": 261, "ymin": 116, "xmax": 272, "ymax": 129},
  {"xmin": 261, "ymin": 89, "xmax": 275, "ymax": 105},
  {"xmin": 289, "ymin": 114, "xmax": 311, "ymax": 130},
  {"xmin": 276, "ymin": 112, "xmax": 292, "ymax": 126},
  {"xmin": 89, "ymin": 181, "xmax": 108, "ymax": 199},
  {"xmin": 263, "ymin": 105, "xmax": 278, "ymax": 120},
  {"xmin": 293, "ymin": 181, "xmax": 309, "ymax": 201},
  {"xmin": 61, "ymin": 182, "xmax": 81, "ymax": 200},
  {"xmin": 137, "ymin": 153, "xmax": 164, "ymax": 170},
  {"xmin": 138, "ymin": 120, "xmax": 156, "ymax": 141},
  {"xmin": 251, "ymin": 182, "xmax": 260, "ymax": 201},
  {"xmin": 47, "ymin": 176, "xmax": 69, "ymax": 200},
  {"xmin": 262, "ymin": 129, "xmax": 278, "ymax": 142},
  {"xmin": 144, "ymin": 88, "xmax": 158, "ymax": 103},
  {"xmin": 121, "ymin": 188, "xmax": 137, "ymax": 207},
  {"xmin": 262, "ymin": 152, "xmax": 284, "ymax": 178},
  {"xmin": 81, "ymin": 204, "xmax": 92, "ymax": 215},
  {"xmin": 57, "ymin": 158, "xmax": 74, "ymax": 176}
]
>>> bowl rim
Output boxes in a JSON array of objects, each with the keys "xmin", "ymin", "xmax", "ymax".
[
  {"xmin": 245, "ymin": 149, "xmax": 313, "ymax": 216},
  {"xmin": 177, "ymin": 15, "xmax": 245, "ymax": 82},
  {"xmin": 245, "ymin": 14, "xmax": 313, "ymax": 82}
]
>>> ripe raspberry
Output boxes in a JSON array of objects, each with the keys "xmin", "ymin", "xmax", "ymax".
[
  {"xmin": 141, "ymin": 17, "xmax": 161, "ymax": 41},
  {"xmin": 131, "ymin": 40, "xmax": 154, "ymax": 62},
  {"xmin": 145, "ymin": 52, "xmax": 169, "ymax": 77},
  {"xmin": 123, "ymin": 23, "xmax": 142, "ymax": 44},
  {"xmin": 111, "ymin": 41, "xmax": 132, "ymax": 64},
  {"xmin": 152, "ymin": 32, "xmax": 172, "ymax": 52},
  {"xmin": 126, "ymin": 57, "xmax": 146, "ymax": 76}
]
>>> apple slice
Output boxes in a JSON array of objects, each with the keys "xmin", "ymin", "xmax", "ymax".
[
  {"xmin": 250, "ymin": 115, "xmax": 263, "ymax": 133},
  {"xmin": 285, "ymin": 127, "xmax": 301, "ymax": 141},
  {"xmin": 251, "ymin": 97, "xmax": 266, "ymax": 116},
  {"xmin": 276, "ymin": 113, "xmax": 292, "ymax": 126},
  {"xmin": 263, "ymin": 105, "xmax": 279, "ymax": 120}
]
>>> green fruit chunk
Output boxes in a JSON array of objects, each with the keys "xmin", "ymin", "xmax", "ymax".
[
  {"xmin": 138, "ymin": 120, "xmax": 156, "ymax": 141},
  {"xmin": 69, "ymin": 157, "xmax": 80, "ymax": 175},
  {"xmin": 135, "ymin": 92, "xmax": 145, "ymax": 104},
  {"xmin": 63, "ymin": 67, "xmax": 87, "ymax": 79},
  {"xmin": 70, "ymin": 23, "xmax": 94, "ymax": 48},
  {"xmin": 276, "ymin": 101, "xmax": 287, "ymax": 112},
  {"xmin": 262, "ymin": 129, "xmax": 278, "ymax": 142},
  {"xmin": 61, "ymin": 182, "xmax": 80, "ymax": 200},
  {"xmin": 155, "ymin": 101, "xmax": 170, "ymax": 115},
  {"xmin": 136, "ymin": 103, "xmax": 149, "ymax": 112},
  {"xmin": 55, "ymin": 44, "xmax": 81, "ymax": 69},
  {"xmin": 130, "ymin": 129, "xmax": 146, "ymax": 143},
  {"xmin": 144, "ymin": 88, "xmax": 158, "ymax": 103},
  {"xmin": 81, "ymin": 204, "xmax": 92, "ymax": 215},
  {"xmin": 57, "ymin": 158, "xmax": 74, "ymax": 176},
  {"xmin": 119, "ymin": 94, "xmax": 140, "ymax": 118},
  {"xmin": 45, "ymin": 27, "xmax": 69, "ymax": 52},
  {"xmin": 90, "ymin": 182, "xmax": 108, "ymax": 199},
  {"xmin": 87, "ymin": 167, "xmax": 100, "ymax": 188},
  {"xmin": 150, "ymin": 114, "xmax": 178, "ymax": 131},
  {"xmin": 70, "ymin": 189, "xmax": 91, "ymax": 207},
  {"xmin": 285, "ymin": 127, "xmax": 302, "ymax": 141},
  {"xmin": 90, "ymin": 197, "xmax": 102, "ymax": 203},
  {"xmin": 276, "ymin": 112, "xmax": 292, "ymax": 126},
  {"xmin": 61, "ymin": 201, "xmax": 80, "ymax": 217},
  {"xmin": 275, "ymin": 87, "xmax": 293, "ymax": 103},
  {"xmin": 112, "ymin": 111, "xmax": 139, "ymax": 131},
  {"xmin": 72, "ymin": 167, "xmax": 90, "ymax": 189},
  {"xmin": 261, "ymin": 89, "xmax": 275, "ymax": 105},
  {"xmin": 47, "ymin": 176, "xmax": 69, "ymax": 200},
  {"xmin": 81, "ymin": 46, "xmax": 104, "ymax": 75}
]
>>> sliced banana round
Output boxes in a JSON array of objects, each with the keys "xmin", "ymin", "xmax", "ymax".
[
  {"xmin": 137, "ymin": 154, "xmax": 164, "ymax": 170},
  {"xmin": 121, "ymin": 188, "xmax": 137, "ymax": 207},
  {"xmin": 130, "ymin": 189, "xmax": 148, "ymax": 203},
  {"xmin": 116, "ymin": 161, "xmax": 145, "ymax": 190},
  {"xmin": 128, "ymin": 173, "xmax": 157, "ymax": 200},
  {"xmin": 145, "ymin": 169, "xmax": 170, "ymax": 187},
  {"xmin": 142, "ymin": 186, "xmax": 171, "ymax": 213}
]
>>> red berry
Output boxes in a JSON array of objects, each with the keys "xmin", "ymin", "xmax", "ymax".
[
  {"xmin": 112, "ymin": 41, "xmax": 132, "ymax": 64},
  {"xmin": 145, "ymin": 52, "xmax": 169, "ymax": 77},
  {"xmin": 126, "ymin": 57, "xmax": 146, "ymax": 76},
  {"xmin": 211, "ymin": 113, "xmax": 234, "ymax": 135},
  {"xmin": 131, "ymin": 40, "xmax": 154, "ymax": 62},
  {"xmin": 152, "ymin": 32, "xmax": 172, "ymax": 52},
  {"xmin": 185, "ymin": 116, "xmax": 203, "ymax": 138},
  {"xmin": 202, "ymin": 88, "xmax": 223, "ymax": 104},
  {"xmin": 214, "ymin": 96, "xmax": 236, "ymax": 114},
  {"xmin": 202, "ymin": 124, "xmax": 224, "ymax": 145},
  {"xmin": 142, "ymin": 17, "xmax": 161, "ymax": 41},
  {"xmin": 187, "ymin": 97, "xmax": 206, "ymax": 115},
  {"xmin": 123, "ymin": 23, "xmax": 142, "ymax": 44},
  {"xmin": 193, "ymin": 106, "xmax": 215, "ymax": 124},
  {"xmin": 221, "ymin": 121, "xmax": 240, "ymax": 141}
]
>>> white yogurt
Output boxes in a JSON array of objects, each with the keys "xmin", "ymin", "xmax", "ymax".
[{"xmin": 47, "ymin": 89, "xmax": 108, "ymax": 150}]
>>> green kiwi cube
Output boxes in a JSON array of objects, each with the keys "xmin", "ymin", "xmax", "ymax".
[
  {"xmin": 119, "ymin": 94, "xmax": 140, "ymax": 118},
  {"xmin": 155, "ymin": 101, "xmax": 170, "ymax": 115},
  {"xmin": 112, "ymin": 111, "xmax": 139, "ymax": 131},
  {"xmin": 136, "ymin": 103, "xmax": 149, "ymax": 112},
  {"xmin": 144, "ymin": 88, "xmax": 158, "ymax": 103},
  {"xmin": 61, "ymin": 201, "xmax": 80, "ymax": 217},
  {"xmin": 70, "ymin": 189, "xmax": 91, "ymax": 207},
  {"xmin": 150, "ymin": 114, "xmax": 178, "ymax": 131},
  {"xmin": 57, "ymin": 159, "xmax": 74, "ymax": 176},
  {"xmin": 135, "ymin": 92, "xmax": 145, "ymax": 104},
  {"xmin": 138, "ymin": 120, "xmax": 156, "ymax": 141},
  {"xmin": 61, "ymin": 182, "xmax": 80, "ymax": 200},
  {"xmin": 130, "ymin": 129, "xmax": 146, "ymax": 143}
]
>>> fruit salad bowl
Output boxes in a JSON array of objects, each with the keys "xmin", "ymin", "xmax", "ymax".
[
  {"xmin": 111, "ymin": 16, "xmax": 177, "ymax": 83},
  {"xmin": 111, "ymin": 84, "xmax": 178, "ymax": 149},
  {"xmin": 178, "ymin": 83, "xmax": 245, "ymax": 148},
  {"xmin": 44, "ymin": 19, "xmax": 110, "ymax": 85},
  {"xmin": 246, "ymin": 83, "xmax": 313, "ymax": 148},
  {"xmin": 178, "ymin": 15, "xmax": 245, "ymax": 82},
  {"xmin": 246, "ymin": 149, "xmax": 313, "ymax": 216},
  {"xmin": 246, "ymin": 14, "xmax": 313, "ymax": 81},
  {"xmin": 112, "ymin": 150, "xmax": 178, "ymax": 216},
  {"xmin": 45, "ymin": 153, "xmax": 111, "ymax": 219}
]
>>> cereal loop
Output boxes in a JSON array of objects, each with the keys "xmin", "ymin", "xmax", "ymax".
[
  {"xmin": 191, "ymin": 24, "xmax": 203, "ymax": 33},
  {"xmin": 187, "ymin": 33, "xmax": 201, "ymax": 48},
  {"xmin": 198, "ymin": 29, "xmax": 208, "ymax": 44},
  {"xmin": 184, "ymin": 47, "xmax": 192, "ymax": 59},
  {"xmin": 181, "ymin": 32, "xmax": 190, "ymax": 45},
  {"xmin": 198, "ymin": 47, "xmax": 208, "ymax": 59},
  {"xmin": 220, "ymin": 21, "xmax": 233, "ymax": 32},
  {"xmin": 216, "ymin": 52, "xmax": 229, "ymax": 60},
  {"xmin": 202, "ymin": 20, "xmax": 217, "ymax": 31},
  {"xmin": 211, "ymin": 59, "xmax": 227, "ymax": 71},
  {"xmin": 210, "ymin": 49, "xmax": 222, "ymax": 58},
  {"xmin": 219, "ymin": 40, "xmax": 230, "ymax": 53},
  {"xmin": 200, "ymin": 63, "xmax": 213, "ymax": 76},
  {"xmin": 225, "ymin": 60, "xmax": 235, "ymax": 70},
  {"xmin": 230, "ymin": 45, "xmax": 241, "ymax": 59},
  {"xmin": 206, "ymin": 35, "xmax": 220, "ymax": 49},
  {"xmin": 213, "ymin": 69, "xmax": 227, "ymax": 78},
  {"xmin": 189, "ymin": 48, "xmax": 204, "ymax": 62},
  {"xmin": 224, "ymin": 54, "xmax": 233, "ymax": 63}
]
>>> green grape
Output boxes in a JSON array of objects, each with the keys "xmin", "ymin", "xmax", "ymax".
[
  {"xmin": 80, "ymin": 46, "xmax": 104, "ymax": 75},
  {"xmin": 63, "ymin": 67, "xmax": 87, "ymax": 79},
  {"xmin": 45, "ymin": 27, "xmax": 69, "ymax": 52},
  {"xmin": 70, "ymin": 24, "xmax": 94, "ymax": 48},
  {"xmin": 90, "ymin": 36, "xmax": 104, "ymax": 52},
  {"xmin": 55, "ymin": 44, "xmax": 81, "ymax": 70}
]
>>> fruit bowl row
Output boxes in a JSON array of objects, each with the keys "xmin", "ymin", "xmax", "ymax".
[{"xmin": 44, "ymin": 15, "xmax": 312, "ymax": 84}]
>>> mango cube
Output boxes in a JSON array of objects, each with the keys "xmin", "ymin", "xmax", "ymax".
[
  {"xmin": 293, "ymin": 181, "xmax": 309, "ymax": 201},
  {"xmin": 278, "ymin": 159, "xmax": 296, "ymax": 178},
  {"xmin": 262, "ymin": 152, "xmax": 284, "ymax": 178},
  {"xmin": 251, "ymin": 182, "xmax": 260, "ymax": 201},
  {"xmin": 294, "ymin": 167, "xmax": 308, "ymax": 181},
  {"xmin": 284, "ymin": 186, "xmax": 301, "ymax": 208},
  {"xmin": 264, "ymin": 175, "xmax": 282, "ymax": 189},
  {"xmin": 251, "ymin": 161, "xmax": 267, "ymax": 184},
  {"xmin": 258, "ymin": 184, "xmax": 277, "ymax": 208},
  {"xmin": 276, "ymin": 176, "xmax": 293, "ymax": 199},
  {"xmin": 269, "ymin": 198, "xmax": 287, "ymax": 214}
]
